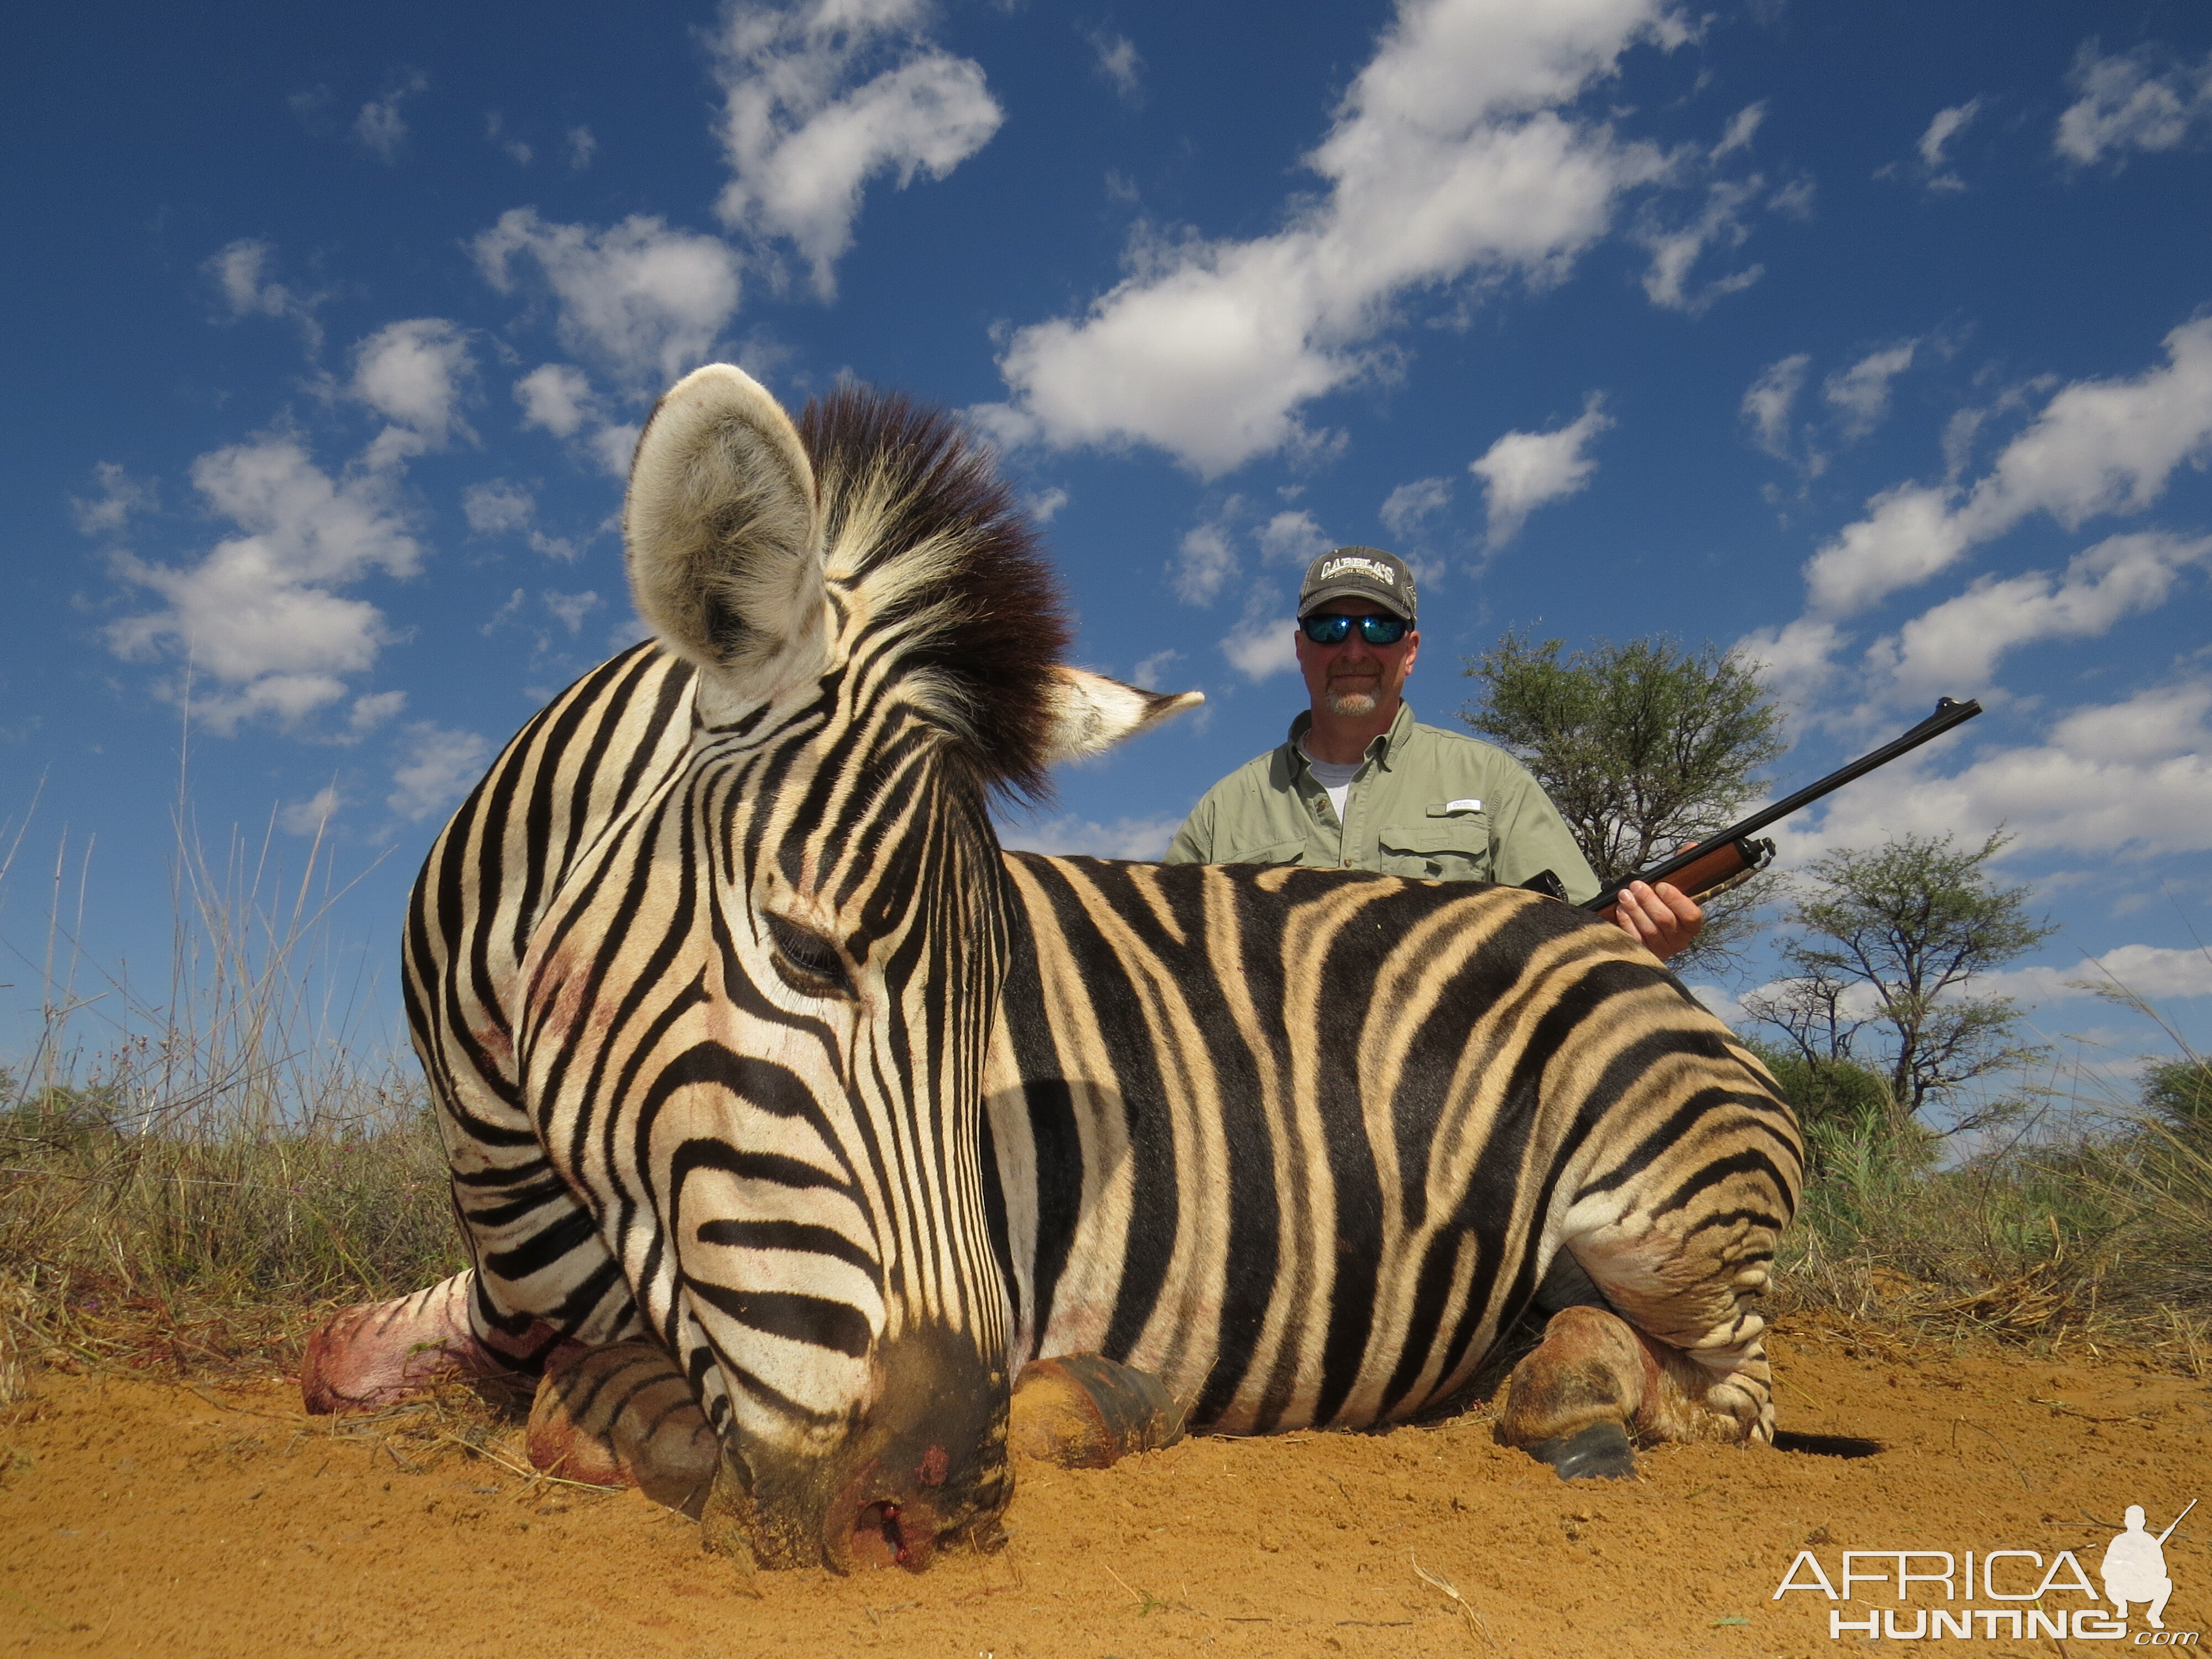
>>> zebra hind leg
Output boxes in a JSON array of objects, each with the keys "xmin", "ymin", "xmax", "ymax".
[{"xmin": 1494, "ymin": 1305, "xmax": 1774, "ymax": 1480}]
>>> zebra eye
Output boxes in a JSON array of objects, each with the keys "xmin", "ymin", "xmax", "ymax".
[{"xmin": 764, "ymin": 913, "xmax": 854, "ymax": 996}]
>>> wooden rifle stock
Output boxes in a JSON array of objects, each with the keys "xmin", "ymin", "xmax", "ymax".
[
  {"xmin": 1541, "ymin": 696, "xmax": 1985, "ymax": 920},
  {"xmin": 1586, "ymin": 836, "xmax": 1774, "ymax": 923}
]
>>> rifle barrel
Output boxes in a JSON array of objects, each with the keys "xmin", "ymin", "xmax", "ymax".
[
  {"xmin": 2154, "ymin": 1496, "xmax": 2197, "ymax": 1546},
  {"xmin": 1582, "ymin": 696, "xmax": 1984, "ymax": 912}
]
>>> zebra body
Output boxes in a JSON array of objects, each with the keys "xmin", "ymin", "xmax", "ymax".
[
  {"xmin": 335, "ymin": 362, "xmax": 1799, "ymax": 1571},
  {"xmin": 411, "ymin": 638, "xmax": 1798, "ymax": 1446},
  {"xmin": 992, "ymin": 854, "xmax": 1797, "ymax": 1441}
]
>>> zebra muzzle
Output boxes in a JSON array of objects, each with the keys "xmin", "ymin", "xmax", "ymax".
[{"xmin": 702, "ymin": 1323, "xmax": 1014, "ymax": 1574}]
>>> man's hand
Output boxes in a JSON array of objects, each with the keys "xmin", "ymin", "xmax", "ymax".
[{"xmin": 1611, "ymin": 879, "xmax": 1703, "ymax": 961}]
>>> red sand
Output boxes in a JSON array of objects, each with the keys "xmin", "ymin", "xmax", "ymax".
[{"xmin": 2, "ymin": 1324, "xmax": 2205, "ymax": 1658}]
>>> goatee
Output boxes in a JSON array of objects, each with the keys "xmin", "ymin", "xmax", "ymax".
[{"xmin": 1324, "ymin": 686, "xmax": 1378, "ymax": 718}]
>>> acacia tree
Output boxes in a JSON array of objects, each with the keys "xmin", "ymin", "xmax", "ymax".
[
  {"xmin": 1743, "ymin": 831, "xmax": 2057, "ymax": 1135},
  {"xmin": 1460, "ymin": 632, "xmax": 1786, "ymax": 971}
]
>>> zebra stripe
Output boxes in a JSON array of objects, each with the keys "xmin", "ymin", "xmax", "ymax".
[{"xmin": 988, "ymin": 855, "xmax": 1799, "ymax": 1440}]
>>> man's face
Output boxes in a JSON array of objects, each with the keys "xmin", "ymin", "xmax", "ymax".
[{"xmin": 1295, "ymin": 596, "xmax": 1420, "ymax": 719}]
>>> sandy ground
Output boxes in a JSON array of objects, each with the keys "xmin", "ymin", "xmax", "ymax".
[{"xmin": 1, "ymin": 1323, "xmax": 2205, "ymax": 1658}]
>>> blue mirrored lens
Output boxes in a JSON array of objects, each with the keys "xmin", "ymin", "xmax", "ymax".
[{"xmin": 1302, "ymin": 614, "xmax": 1407, "ymax": 645}]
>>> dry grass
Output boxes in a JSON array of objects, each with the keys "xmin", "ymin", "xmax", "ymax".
[
  {"xmin": 1, "ymin": 801, "xmax": 464, "ymax": 1387},
  {"xmin": 1772, "ymin": 1093, "xmax": 2212, "ymax": 1374}
]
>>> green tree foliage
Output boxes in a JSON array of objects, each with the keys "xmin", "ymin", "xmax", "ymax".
[
  {"xmin": 1744, "ymin": 831, "xmax": 2057, "ymax": 1134},
  {"xmin": 2142, "ymin": 1057, "xmax": 2212, "ymax": 1142},
  {"xmin": 1745, "ymin": 1040, "xmax": 1936, "ymax": 1190},
  {"xmin": 1459, "ymin": 632, "xmax": 1787, "ymax": 970}
]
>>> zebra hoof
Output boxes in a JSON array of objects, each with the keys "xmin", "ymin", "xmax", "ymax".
[
  {"xmin": 1008, "ymin": 1355, "xmax": 1186, "ymax": 1469},
  {"xmin": 1526, "ymin": 1421, "xmax": 1636, "ymax": 1481}
]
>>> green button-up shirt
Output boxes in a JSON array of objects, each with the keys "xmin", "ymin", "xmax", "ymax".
[{"xmin": 1161, "ymin": 701, "xmax": 1602, "ymax": 901}]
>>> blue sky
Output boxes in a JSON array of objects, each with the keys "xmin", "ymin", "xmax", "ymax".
[{"xmin": 6, "ymin": 0, "xmax": 2211, "ymax": 1086}]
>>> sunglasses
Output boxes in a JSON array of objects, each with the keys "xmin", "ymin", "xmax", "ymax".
[{"xmin": 1300, "ymin": 612, "xmax": 1411, "ymax": 646}]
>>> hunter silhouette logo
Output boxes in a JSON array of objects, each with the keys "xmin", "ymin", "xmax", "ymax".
[
  {"xmin": 1773, "ymin": 1497, "xmax": 2199, "ymax": 1642},
  {"xmin": 2107, "ymin": 1501, "xmax": 2193, "ymax": 1631}
]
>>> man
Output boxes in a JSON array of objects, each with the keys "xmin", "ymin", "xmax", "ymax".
[{"xmin": 1164, "ymin": 546, "xmax": 1703, "ymax": 961}]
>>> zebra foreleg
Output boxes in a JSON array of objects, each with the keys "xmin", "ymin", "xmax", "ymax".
[
  {"xmin": 300, "ymin": 1270, "xmax": 554, "ymax": 1413},
  {"xmin": 1007, "ymin": 1354, "xmax": 1187, "ymax": 1469},
  {"xmin": 524, "ymin": 1340, "xmax": 719, "ymax": 1516}
]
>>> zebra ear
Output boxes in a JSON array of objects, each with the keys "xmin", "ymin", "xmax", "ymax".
[
  {"xmin": 624, "ymin": 363, "xmax": 827, "ymax": 690},
  {"xmin": 1041, "ymin": 667, "xmax": 1204, "ymax": 763}
]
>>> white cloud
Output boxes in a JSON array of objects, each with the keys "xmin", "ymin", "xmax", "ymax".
[
  {"xmin": 279, "ymin": 785, "xmax": 345, "ymax": 837},
  {"xmin": 349, "ymin": 690, "xmax": 407, "ymax": 732},
  {"xmin": 203, "ymin": 238, "xmax": 324, "ymax": 346},
  {"xmin": 350, "ymin": 320, "xmax": 476, "ymax": 461},
  {"xmin": 2055, "ymin": 40, "xmax": 2212, "ymax": 166},
  {"xmin": 460, "ymin": 478, "xmax": 581, "ymax": 561},
  {"xmin": 1380, "ymin": 476, "xmax": 1453, "ymax": 541},
  {"xmin": 567, "ymin": 126, "xmax": 597, "ymax": 169},
  {"xmin": 1024, "ymin": 486, "xmax": 1068, "ymax": 525},
  {"xmin": 463, "ymin": 479, "xmax": 535, "ymax": 535},
  {"xmin": 1468, "ymin": 393, "xmax": 1613, "ymax": 545},
  {"xmin": 1823, "ymin": 341, "xmax": 1916, "ymax": 440},
  {"xmin": 1682, "ymin": 982, "xmax": 1747, "ymax": 1029},
  {"xmin": 354, "ymin": 72, "xmax": 427, "ymax": 163},
  {"xmin": 542, "ymin": 589, "xmax": 601, "ymax": 634},
  {"xmin": 1913, "ymin": 97, "xmax": 1982, "ymax": 190},
  {"xmin": 71, "ymin": 462, "xmax": 158, "ymax": 538},
  {"xmin": 514, "ymin": 363, "xmax": 597, "ymax": 438},
  {"xmin": 1976, "ymin": 944, "xmax": 2212, "ymax": 1007},
  {"xmin": 487, "ymin": 112, "xmax": 532, "ymax": 166},
  {"xmin": 1257, "ymin": 509, "xmax": 1330, "ymax": 566},
  {"xmin": 1741, "ymin": 352, "xmax": 1807, "ymax": 461},
  {"xmin": 1863, "ymin": 530, "xmax": 2212, "ymax": 704},
  {"xmin": 1087, "ymin": 28, "xmax": 1144, "ymax": 105},
  {"xmin": 1172, "ymin": 519, "xmax": 1239, "ymax": 606},
  {"xmin": 588, "ymin": 422, "xmax": 641, "ymax": 478},
  {"xmin": 1710, "ymin": 101, "xmax": 1764, "ymax": 160},
  {"xmin": 388, "ymin": 723, "xmax": 492, "ymax": 821},
  {"xmin": 1220, "ymin": 588, "xmax": 1297, "ymax": 681},
  {"xmin": 997, "ymin": 813, "xmax": 1185, "ymax": 859},
  {"xmin": 708, "ymin": 0, "xmax": 1004, "ymax": 298},
  {"xmin": 989, "ymin": 0, "xmax": 1678, "ymax": 476},
  {"xmin": 1801, "ymin": 316, "xmax": 2212, "ymax": 621},
  {"xmin": 472, "ymin": 210, "xmax": 743, "ymax": 387},
  {"xmin": 103, "ymin": 438, "xmax": 420, "ymax": 733},
  {"xmin": 1786, "ymin": 678, "xmax": 2212, "ymax": 865},
  {"xmin": 1635, "ymin": 178, "xmax": 1763, "ymax": 314},
  {"xmin": 1130, "ymin": 648, "xmax": 1183, "ymax": 687}
]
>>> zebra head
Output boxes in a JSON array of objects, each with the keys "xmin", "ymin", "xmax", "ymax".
[{"xmin": 535, "ymin": 364, "xmax": 1196, "ymax": 1571}]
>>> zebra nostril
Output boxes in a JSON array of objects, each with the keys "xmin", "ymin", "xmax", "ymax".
[{"xmin": 851, "ymin": 1500, "xmax": 905, "ymax": 1570}]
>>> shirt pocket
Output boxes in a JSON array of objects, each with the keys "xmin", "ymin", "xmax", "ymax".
[
  {"xmin": 1214, "ymin": 836, "xmax": 1311, "ymax": 868},
  {"xmin": 1375, "ymin": 815, "xmax": 1492, "ymax": 881}
]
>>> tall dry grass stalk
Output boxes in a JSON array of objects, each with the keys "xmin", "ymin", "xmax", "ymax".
[{"xmin": 1, "ymin": 792, "xmax": 463, "ymax": 1379}]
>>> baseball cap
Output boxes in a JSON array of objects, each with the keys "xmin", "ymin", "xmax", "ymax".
[{"xmin": 1298, "ymin": 546, "xmax": 1416, "ymax": 620}]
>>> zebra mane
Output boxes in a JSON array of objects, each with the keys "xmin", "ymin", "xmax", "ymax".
[{"xmin": 797, "ymin": 385, "xmax": 1072, "ymax": 805}]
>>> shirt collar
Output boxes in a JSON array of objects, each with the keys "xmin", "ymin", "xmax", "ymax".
[{"xmin": 1286, "ymin": 700, "xmax": 1417, "ymax": 772}]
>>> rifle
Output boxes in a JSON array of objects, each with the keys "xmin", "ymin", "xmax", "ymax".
[
  {"xmin": 2153, "ymin": 1498, "xmax": 2197, "ymax": 1546},
  {"xmin": 1517, "ymin": 697, "xmax": 1984, "ymax": 920}
]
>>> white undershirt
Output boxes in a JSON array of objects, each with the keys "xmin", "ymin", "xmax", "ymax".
[{"xmin": 1300, "ymin": 742, "xmax": 1362, "ymax": 823}]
